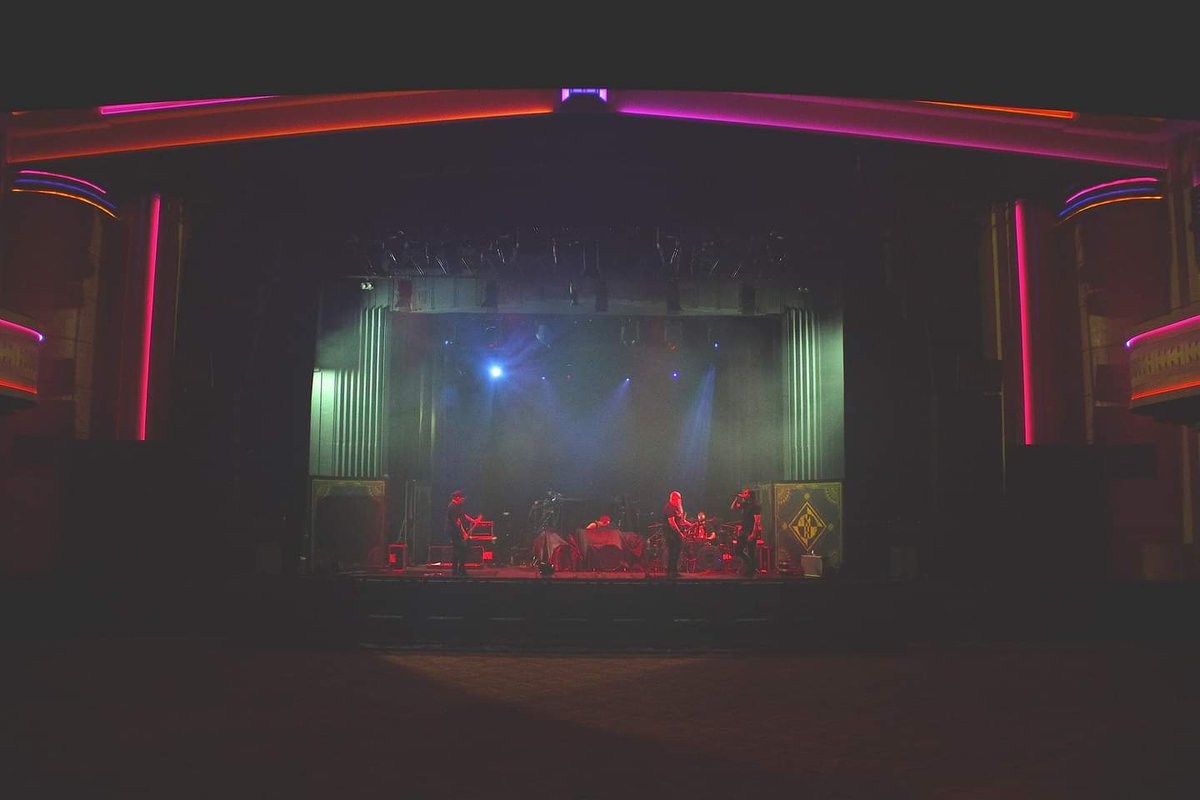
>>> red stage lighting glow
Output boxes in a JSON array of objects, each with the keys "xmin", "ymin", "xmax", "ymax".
[
  {"xmin": 137, "ymin": 195, "xmax": 161, "ymax": 441},
  {"xmin": 1015, "ymin": 202, "xmax": 1034, "ymax": 445},
  {"xmin": 0, "ymin": 377, "xmax": 37, "ymax": 395}
]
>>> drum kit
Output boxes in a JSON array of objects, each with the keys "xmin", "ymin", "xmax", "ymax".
[{"xmin": 644, "ymin": 512, "xmax": 744, "ymax": 574}]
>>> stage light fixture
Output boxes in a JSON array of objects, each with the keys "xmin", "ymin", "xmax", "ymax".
[
  {"xmin": 568, "ymin": 282, "xmax": 580, "ymax": 306},
  {"xmin": 536, "ymin": 323, "xmax": 552, "ymax": 348},
  {"xmin": 360, "ymin": 280, "xmax": 373, "ymax": 291},
  {"xmin": 489, "ymin": 364, "xmax": 504, "ymax": 379},
  {"xmin": 671, "ymin": 371, "xmax": 680, "ymax": 380},
  {"xmin": 484, "ymin": 323, "xmax": 501, "ymax": 349}
]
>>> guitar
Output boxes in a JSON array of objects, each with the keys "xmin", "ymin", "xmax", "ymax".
[{"xmin": 457, "ymin": 514, "xmax": 483, "ymax": 541}]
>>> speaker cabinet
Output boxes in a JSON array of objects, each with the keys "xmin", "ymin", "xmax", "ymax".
[{"xmin": 310, "ymin": 478, "xmax": 386, "ymax": 573}]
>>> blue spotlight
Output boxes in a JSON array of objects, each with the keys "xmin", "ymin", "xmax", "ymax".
[
  {"xmin": 713, "ymin": 341, "xmax": 720, "ymax": 349},
  {"xmin": 541, "ymin": 375, "xmax": 547, "ymax": 381},
  {"xmin": 671, "ymin": 371, "xmax": 680, "ymax": 380},
  {"xmin": 489, "ymin": 365, "xmax": 504, "ymax": 379},
  {"xmin": 624, "ymin": 376, "xmax": 631, "ymax": 383}
]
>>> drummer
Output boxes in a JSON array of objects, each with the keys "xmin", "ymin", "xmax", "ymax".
[
  {"xmin": 585, "ymin": 513, "xmax": 613, "ymax": 530},
  {"xmin": 693, "ymin": 511, "xmax": 717, "ymax": 541}
]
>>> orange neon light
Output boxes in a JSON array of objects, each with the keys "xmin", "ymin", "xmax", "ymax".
[
  {"xmin": 11, "ymin": 106, "xmax": 556, "ymax": 162},
  {"xmin": 918, "ymin": 101, "xmax": 1076, "ymax": 120},
  {"xmin": 1132, "ymin": 378, "xmax": 1200, "ymax": 401},
  {"xmin": 1059, "ymin": 194, "xmax": 1163, "ymax": 223},
  {"xmin": 0, "ymin": 377, "xmax": 37, "ymax": 395},
  {"xmin": 9, "ymin": 187, "xmax": 118, "ymax": 218}
]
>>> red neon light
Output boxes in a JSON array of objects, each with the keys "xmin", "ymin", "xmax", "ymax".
[
  {"xmin": 9, "ymin": 188, "xmax": 118, "ymax": 219},
  {"xmin": 1131, "ymin": 379, "xmax": 1200, "ymax": 401},
  {"xmin": 1059, "ymin": 194, "xmax": 1162, "ymax": 223},
  {"xmin": 1015, "ymin": 202, "xmax": 1034, "ymax": 445},
  {"xmin": 99, "ymin": 96, "xmax": 280, "ymax": 115},
  {"xmin": 138, "ymin": 195, "xmax": 161, "ymax": 440},
  {"xmin": 0, "ymin": 377, "xmax": 37, "ymax": 395},
  {"xmin": 11, "ymin": 105, "xmax": 556, "ymax": 162},
  {"xmin": 917, "ymin": 101, "xmax": 1076, "ymax": 119}
]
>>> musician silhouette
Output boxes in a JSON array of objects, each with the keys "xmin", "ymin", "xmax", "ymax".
[
  {"xmin": 444, "ymin": 489, "xmax": 482, "ymax": 577},
  {"xmin": 661, "ymin": 491, "xmax": 687, "ymax": 578},
  {"xmin": 730, "ymin": 487, "xmax": 762, "ymax": 577}
]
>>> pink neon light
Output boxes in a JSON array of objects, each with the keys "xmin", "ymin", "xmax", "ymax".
[
  {"xmin": 1132, "ymin": 378, "xmax": 1200, "ymax": 401},
  {"xmin": 0, "ymin": 378, "xmax": 37, "ymax": 395},
  {"xmin": 0, "ymin": 318, "xmax": 45, "ymax": 342},
  {"xmin": 17, "ymin": 169, "xmax": 107, "ymax": 195},
  {"xmin": 1062, "ymin": 177, "xmax": 1158, "ymax": 207},
  {"xmin": 138, "ymin": 195, "xmax": 161, "ymax": 441},
  {"xmin": 1126, "ymin": 313, "xmax": 1200, "ymax": 349},
  {"xmin": 99, "ymin": 96, "xmax": 278, "ymax": 115},
  {"xmin": 614, "ymin": 103, "xmax": 1162, "ymax": 168},
  {"xmin": 1015, "ymin": 202, "xmax": 1034, "ymax": 445}
]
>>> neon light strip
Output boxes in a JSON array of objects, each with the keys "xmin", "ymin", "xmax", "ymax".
[
  {"xmin": 13, "ymin": 179, "xmax": 117, "ymax": 211},
  {"xmin": 16, "ymin": 169, "xmax": 107, "ymax": 194},
  {"xmin": 0, "ymin": 377, "xmax": 37, "ymax": 395},
  {"xmin": 1059, "ymin": 195, "xmax": 1162, "ymax": 223},
  {"xmin": 1132, "ymin": 378, "xmax": 1200, "ymax": 401},
  {"xmin": 614, "ymin": 104, "xmax": 1159, "ymax": 167},
  {"xmin": 13, "ymin": 106, "xmax": 556, "ymax": 161},
  {"xmin": 99, "ymin": 96, "xmax": 279, "ymax": 115},
  {"xmin": 1015, "ymin": 202, "xmax": 1034, "ymax": 445},
  {"xmin": 138, "ymin": 195, "xmax": 161, "ymax": 441},
  {"xmin": 9, "ymin": 188, "xmax": 118, "ymax": 219},
  {"xmin": 1063, "ymin": 176, "xmax": 1157, "ymax": 207},
  {"xmin": 1059, "ymin": 186, "xmax": 1162, "ymax": 217},
  {"xmin": 0, "ymin": 318, "xmax": 45, "ymax": 342},
  {"xmin": 917, "ymin": 101, "xmax": 1076, "ymax": 119},
  {"xmin": 1126, "ymin": 312, "xmax": 1200, "ymax": 349}
]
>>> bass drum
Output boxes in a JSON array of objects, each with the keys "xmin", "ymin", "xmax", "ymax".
[
  {"xmin": 694, "ymin": 543, "xmax": 722, "ymax": 573},
  {"xmin": 642, "ymin": 533, "xmax": 665, "ymax": 574}
]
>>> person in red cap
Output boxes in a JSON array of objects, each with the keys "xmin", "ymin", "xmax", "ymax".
[
  {"xmin": 730, "ymin": 487, "xmax": 762, "ymax": 577},
  {"xmin": 445, "ymin": 490, "xmax": 481, "ymax": 577}
]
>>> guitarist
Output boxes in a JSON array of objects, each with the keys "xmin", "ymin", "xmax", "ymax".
[
  {"xmin": 445, "ymin": 489, "xmax": 482, "ymax": 577},
  {"xmin": 661, "ymin": 491, "xmax": 688, "ymax": 578}
]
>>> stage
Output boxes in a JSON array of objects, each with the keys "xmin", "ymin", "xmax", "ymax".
[{"xmin": 355, "ymin": 563, "xmax": 778, "ymax": 581}]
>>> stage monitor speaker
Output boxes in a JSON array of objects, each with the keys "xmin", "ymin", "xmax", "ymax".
[{"xmin": 310, "ymin": 478, "xmax": 386, "ymax": 573}]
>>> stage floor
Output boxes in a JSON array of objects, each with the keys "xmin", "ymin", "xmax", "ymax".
[{"xmin": 356, "ymin": 563, "xmax": 777, "ymax": 581}]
